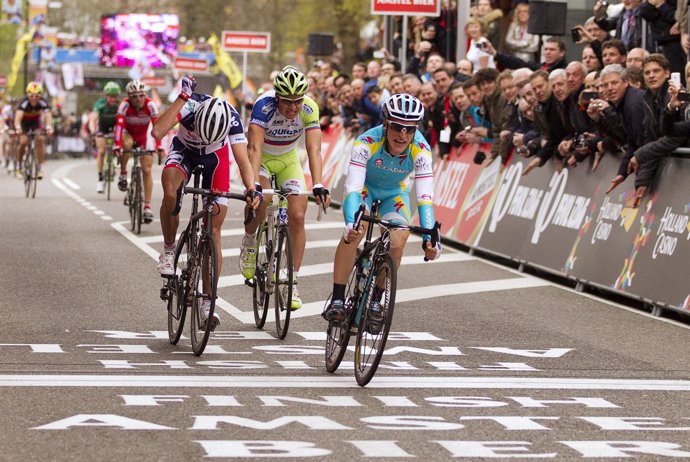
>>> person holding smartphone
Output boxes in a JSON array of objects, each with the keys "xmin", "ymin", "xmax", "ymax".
[
  {"xmin": 465, "ymin": 18, "xmax": 495, "ymax": 71},
  {"xmin": 626, "ymin": 54, "xmax": 687, "ymax": 206}
]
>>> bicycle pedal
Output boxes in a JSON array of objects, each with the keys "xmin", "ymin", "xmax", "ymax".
[{"xmin": 159, "ymin": 287, "xmax": 170, "ymax": 301}]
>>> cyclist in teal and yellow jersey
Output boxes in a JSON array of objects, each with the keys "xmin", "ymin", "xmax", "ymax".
[
  {"xmin": 322, "ymin": 93, "xmax": 441, "ymax": 324},
  {"xmin": 89, "ymin": 81, "xmax": 121, "ymax": 193},
  {"xmin": 14, "ymin": 82, "xmax": 52, "ymax": 179},
  {"xmin": 239, "ymin": 65, "xmax": 331, "ymax": 310}
]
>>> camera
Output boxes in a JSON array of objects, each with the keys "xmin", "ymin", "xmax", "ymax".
[
  {"xmin": 677, "ymin": 91, "xmax": 690, "ymax": 102},
  {"xmin": 475, "ymin": 42, "xmax": 486, "ymax": 50},
  {"xmin": 574, "ymin": 134, "xmax": 587, "ymax": 151},
  {"xmin": 515, "ymin": 146, "xmax": 529, "ymax": 156},
  {"xmin": 581, "ymin": 90, "xmax": 599, "ymax": 103}
]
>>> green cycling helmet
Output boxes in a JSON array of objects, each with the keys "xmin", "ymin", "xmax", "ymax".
[
  {"xmin": 104, "ymin": 81, "xmax": 121, "ymax": 96},
  {"xmin": 273, "ymin": 65, "xmax": 308, "ymax": 97}
]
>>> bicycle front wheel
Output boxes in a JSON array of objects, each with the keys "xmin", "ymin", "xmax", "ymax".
[
  {"xmin": 252, "ymin": 222, "xmax": 270, "ymax": 329},
  {"xmin": 167, "ymin": 230, "xmax": 190, "ymax": 345},
  {"xmin": 24, "ymin": 148, "xmax": 36, "ymax": 199},
  {"xmin": 354, "ymin": 252, "xmax": 397, "ymax": 387},
  {"xmin": 190, "ymin": 235, "xmax": 218, "ymax": 356},
  {"xmin": 105, "ymin": 151, "xmax": 113, "ymax": 201},
  {"xmin": 134, "ymin": 168, "xmax": 143, "ymax": 234},
  {"xmin": 274, "ymin": 226, "xmax": 293, "ymax": 339},
  {"xmin": 325, "ymin": 254, "xmax": 361, "ymax": 373}
]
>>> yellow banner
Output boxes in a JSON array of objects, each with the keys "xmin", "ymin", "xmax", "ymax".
[
  {"xmin": 207, "ymin": 33, "xmax": 243, "ymax": 89},
  {"xmin": 8, "ymin": 28, "xmax": 34, "ymax": 91}
]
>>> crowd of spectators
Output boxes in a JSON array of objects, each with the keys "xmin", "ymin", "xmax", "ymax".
[{"xmin": 282, "ymin": 0, "xmax": 690, "ymax": 208}]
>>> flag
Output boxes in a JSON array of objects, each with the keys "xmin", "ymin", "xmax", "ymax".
[
  {"xmin": 207, "ymin": 33, "xmax": 243, "ymax": 89},
  {"xmin": 8, "ymin": 28, "xmax": 35, "ymax": 91}
]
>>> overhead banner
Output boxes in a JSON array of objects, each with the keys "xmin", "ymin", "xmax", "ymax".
[
  {"xmin": 371, "ymin": 0, "xmax": 441, "ymax": 16},
  {"xmin": 221, "ymin": 31, "xmax": 271, "ymax": 53}
]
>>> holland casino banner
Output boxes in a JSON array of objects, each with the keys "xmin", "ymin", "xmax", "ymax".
[{"xmin": 469, "ymin": 150, "xmax": 690, "ymax": 312}]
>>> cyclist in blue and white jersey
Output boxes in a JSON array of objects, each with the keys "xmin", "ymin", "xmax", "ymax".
[
  {"xmin": 239, "ymin": 65, "xmax": 331, "ymax": 310},
  {"xmin": 152, "ymin": 75, "xmax": 259, "ymax": 329},
  {"xmin": 322, "ymin": 93, "xmax": 441, "ymax": 324}
]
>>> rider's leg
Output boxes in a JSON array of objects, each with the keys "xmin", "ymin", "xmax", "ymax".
[
  {"xmin": 210, "ymin": 202, "xmax": 228, "ymax": 275},
  {"xmin": 243, "ymin": 175, "xmax": 271, "ymax": 236},
  {"xmin": 95, "ymin": 135, "xmax": 106, "ymax": 180},
  {"xmin": 17, "ymin": 133, "xmax": 27, "ymax": 165},
  {"xmin": 388, "ymin": 229, "xmax": 410, "ymax": 269},
  {"xmin": 35, "ymin": 134, "xmax": 45, "ymax": 170},
  {"xmin": 159, "ymin": 166, "xmax": 185, "ymax": 247},
  {"xmin": 120, "ymin": 134, "xmax": 133, "ymax": 175},
  {"xmin": 286, "ymin": 194, "xmax": 308, "ymax": 272},
  {"xmin": 140, "ymin": 153, "xmax": 153, "ymax": 203}
]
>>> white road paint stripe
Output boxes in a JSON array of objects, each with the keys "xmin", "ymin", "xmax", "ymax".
[
  {"xmin": 101, "ymin": 216, "xmax": 113, "ymax": 221},
  {"xmin": 62, "ymin": 178, "xmax": 80, "ymax": 190},
  {"xmin": 139, "ymin": 221, "xmax": 345, "ymax": 244},
  {"xmin": 224, "ymin": 275, "xmax": 546, "ymax": 324},
  {"xmin": 286, "ymin": 276, "xmax": 549, "ymax": 322},
  {"xmin": 217, "ymin": 252, "xmax": 477, "ymax": 289},
  {"xmin": 2, "ymin": 375, "xmax": 690, "ymax": 390},
  {"xmin": 111, "ymin": 221, "xmax": 160, "ymax": 260}
]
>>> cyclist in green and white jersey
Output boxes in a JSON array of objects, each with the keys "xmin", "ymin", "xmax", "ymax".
[
  {"xmin": 89, "ymin": 81, "xmax": 121, "ymax": 193},
  {"xmin": 239, "ymin": 65, "xmax": 331, "ymax": 310}
]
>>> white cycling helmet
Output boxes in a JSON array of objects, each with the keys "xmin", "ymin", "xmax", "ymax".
[
  {"xmin": 195, "ymin": 97, "xmax": 234, "ymax": 145},
  {"xmin": 126, "ymin": 80, "xmax": 148, "ymax": 94},
  {"xmin": 382, "ymin": 93, "xmax": 425, "ymax": 123}
]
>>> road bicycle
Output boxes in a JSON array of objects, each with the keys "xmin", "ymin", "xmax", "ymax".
[
  {"xmin": 123, "ymin": 147, "xmax": 155, "ymax": 235},
  {"xmin": 102, "ymin": 134, "xmax": 115, "ymax": 200},
  {"xmin": 324, "ymin": 200, "xmax": 441, "ymax": 386},
  {"xmin": 22, "ymin": 129, "xmax": 43, "ymax": 199},
  {"xmin": 160, "ymin": 165, "xmax": 255, "ymax": 356},
  {"xmin": 247, "ymin": 175, "xmax": 327, "ymax": 339}
]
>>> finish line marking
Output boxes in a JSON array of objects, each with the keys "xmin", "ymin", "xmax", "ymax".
[{"xmin": 2, "ymin": 375, "xmax": 690, "ymax": 390}]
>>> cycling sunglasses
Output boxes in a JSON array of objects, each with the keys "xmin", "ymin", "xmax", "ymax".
[
  {"xmin": 279, "ymin": 96, "xmax": 305, "ymax": 106},
  {"xmin": 387, "ymin": 121, "xmax": 417, "ymax": 134}
]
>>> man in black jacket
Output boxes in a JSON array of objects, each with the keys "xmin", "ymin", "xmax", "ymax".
[
  {"xmin": 523, "ymin": 70, "xmax": 568, "ymax": 176},
  {"xmin": 483, "ymin": 37, "xmax": 567, "ymax": 73},
  {"xmin": 587, "ymin": 64, "xmax": 646, "ymax": 194},
  {"xmin": 628, "ymin": 54, "xmax": 686, "ymax": 206}
]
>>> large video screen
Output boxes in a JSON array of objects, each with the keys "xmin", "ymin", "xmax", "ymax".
[{"xmin": 99, "ymin": 13, "xmax": 179, "ymax": 68}]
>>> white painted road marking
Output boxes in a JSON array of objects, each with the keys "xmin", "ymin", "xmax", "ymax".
[{"xmin": 2, "ymin": 375, "xmax": 690, "ymax": 390}]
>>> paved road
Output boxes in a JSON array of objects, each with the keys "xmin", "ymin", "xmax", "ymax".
[{"xmin": 2, "ymin": 158, "xmax": 690, "ymax": 461}]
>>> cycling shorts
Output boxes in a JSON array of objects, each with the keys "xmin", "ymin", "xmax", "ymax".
[
  {"xmin": 164, "ymin": 137, "xmax": 231, "ymax": 206},
  {"xmin": 259, "ymin": 148, "xmax": 305, "ymax": 192},
  {"xmin": 20, "ymin": 119, "xmax": 41, "ymax": 133},
  {"xmin": 361, "ymin": 185, "xmax": 412, "ymax": 226}
]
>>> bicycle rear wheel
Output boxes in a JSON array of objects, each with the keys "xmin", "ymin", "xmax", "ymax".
[
  {"xmin": 252, "ymin": 222, "xmax": 270, "ymax": 329},
  {"xmin": 190, "ymin": 235, "xmax": 218, "ymax": 356},
  {"xmin": 167, "ymin": 230, "xmax": 190, "ymax": 345},
  {"xmin": 354, "ymin": 252, "xmax": 397, "ymax": 387},
  {"xmin": 325, "ymin": 256, "xmax": 361, "ymax": 373},
  {"xmin": 274, "ymin": 226, "xmax": 293, "ymax": 339}
]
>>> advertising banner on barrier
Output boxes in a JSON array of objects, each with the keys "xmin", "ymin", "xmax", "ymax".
[
  {"xmin": 564, "ymin": 155, "xmax": 644, "ymax": 285},
  {"xmin": 429, "ymin": 142, "xmax": 499, "ymax": 246},
  {"xmin": 303, "ymin": 124, "xmax": 345, "ymax": 190},
  {"xmin": 610, "ymin": 157, "xmax": 690, "ymax": 309}
]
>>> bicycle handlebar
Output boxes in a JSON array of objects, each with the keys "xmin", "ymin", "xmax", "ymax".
[
  {"xmin": 260, "ymin": 188, "xmax": 329, "ymax": 220},
  {"xmin": 122, "ymin": 148, "xmax": 156, "ymax": 157},
  {"xmin": 184, "ymin": 186, "xmax": 256, "ymax": 225},
  {"xmin": 353, "ymin": 203, "xmax": 442, "ymax": 261}
]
